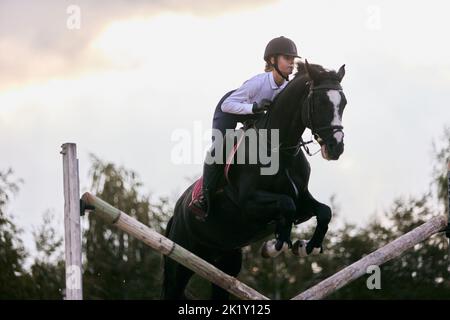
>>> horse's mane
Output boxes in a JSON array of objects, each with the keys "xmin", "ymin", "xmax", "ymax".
[
  {"xmin": 259, "ymin": 61, "xmax": 340, "ymax": 122},
  {"xmin": 293, "ymin": 61, "xmax": 341, "ymax": 82},
  {"xmin": 270, "ymin": 61, "xmax": 337, "ymax": 105}
]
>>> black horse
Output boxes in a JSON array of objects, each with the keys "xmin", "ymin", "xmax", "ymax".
[{"xmin": 162, "ymin": 60, "xmax": 347, "ymax": 299}]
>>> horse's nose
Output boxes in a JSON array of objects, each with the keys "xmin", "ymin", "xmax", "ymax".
[{"xmin": 327, "ymin": 142, "xmax": 344, "ymax": 158}]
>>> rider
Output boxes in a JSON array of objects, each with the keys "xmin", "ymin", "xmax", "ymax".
[{"xmin": 189, "ymin": 36, "xmax": 300, "ymax": 220}]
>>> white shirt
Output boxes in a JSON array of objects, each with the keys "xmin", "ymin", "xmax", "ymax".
[{"xmin": 221, "ymin": 72, "xmax": 289, "ymax": 115}]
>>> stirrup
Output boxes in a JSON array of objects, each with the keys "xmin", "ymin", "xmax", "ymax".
[{"xmin": 189, "ymin": 196, "xmax": 208, "ymax": 221}]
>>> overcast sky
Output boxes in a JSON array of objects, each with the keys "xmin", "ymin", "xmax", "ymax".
[{"xmin": 0, "ymin": 0, "xmax": 449, "ymax": 252}]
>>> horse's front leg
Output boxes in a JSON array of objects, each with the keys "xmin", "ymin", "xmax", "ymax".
[
  {"xmin": 241, "ymin": 190, "xmax": 296, "ymax": 258},
  {"xmin": 293, "ymin": 191, "xmax": 332, "ymax": 257}
]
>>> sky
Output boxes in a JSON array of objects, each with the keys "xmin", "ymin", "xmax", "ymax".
[{"xmin": 0, "ymin": 0, "xmax": 449, "ymax": 252}]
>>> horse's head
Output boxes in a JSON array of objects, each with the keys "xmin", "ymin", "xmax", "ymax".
[{"xmin": 299, "ymin": 60, "xmax": 347, "ymax": 160}]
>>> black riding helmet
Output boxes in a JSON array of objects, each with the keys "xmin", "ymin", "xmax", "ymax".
[{"xmin": 264, "ymin": 36, "xmax": 300, "ymax": 81}]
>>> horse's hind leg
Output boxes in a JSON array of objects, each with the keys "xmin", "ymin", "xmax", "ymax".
[
  {"xmin": 210, "ymin": 249, "xmax": 242, "ymax": 300},
  {"xmin": 161, "ymin": 256, "xmax": 194, "ymax": 300}
]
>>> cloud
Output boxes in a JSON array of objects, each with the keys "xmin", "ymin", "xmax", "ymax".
[{"xmin": 0, "ymin": 0, "xmax": 278, "ymax": 90}]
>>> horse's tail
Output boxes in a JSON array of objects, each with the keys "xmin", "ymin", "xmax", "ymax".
[{"xmin": 160, "ymin": 185, "xmax": 195, "ymax": 299}]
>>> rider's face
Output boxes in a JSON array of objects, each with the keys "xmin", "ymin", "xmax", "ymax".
[{"xmin": 273, "ymin": 55, "xmax": 295, "ymax": 76}]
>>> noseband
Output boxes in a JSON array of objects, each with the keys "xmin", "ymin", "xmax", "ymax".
[{"xmin": 303, "ymin": 80, "xmax": 344, "ymax": 145}]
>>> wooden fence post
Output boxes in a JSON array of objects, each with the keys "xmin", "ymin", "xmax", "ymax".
[{"xmin": 61, "ymin": 143, "xmax": 83, "ymax": 300}]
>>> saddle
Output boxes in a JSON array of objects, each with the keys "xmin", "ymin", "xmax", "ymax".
[{"xmin": 191, "ymin": 120, "xmax": 257, "ymax": 205}]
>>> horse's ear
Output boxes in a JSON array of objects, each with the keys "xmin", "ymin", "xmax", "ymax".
[
  {"xmin": 304, "ymin": 59, "xmax": 311, "ymax": 79},
  {"xmin": 304, "ymin": 59, "xmax": 319, "ymax": 81},
  {"xmin": 337, "ymin": 64, "xmax": 346, "ymax": 82}
]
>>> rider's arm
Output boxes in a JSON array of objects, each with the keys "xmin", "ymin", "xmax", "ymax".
[{"xmin": 221, "ymin": 76, "xmax": 262, "ymax": 115}]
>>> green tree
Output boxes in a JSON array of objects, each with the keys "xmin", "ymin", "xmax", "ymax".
[
  {"xmin": 28, "ymin": 211, "xmax": 65, "ymax": 299},
  {"xmin": 82, "ymin": 154, "xmax": 172, "ymax": 299},
  {"xmin": 0, "ymin": 168, "xmax": 32, "ymax": 299},
  {"xmin": 432, "ymin": 125, "xmax": 450, "ymax": 209}
]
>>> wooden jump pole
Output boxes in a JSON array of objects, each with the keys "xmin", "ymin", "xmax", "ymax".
[
  {"xmin": 81, "ymin": 192, "xmax": 269, "ymax": 300},
  {"xmin": 61, "ymin": 143, "xmax": 83, "ymax": 300},
  {"xmin": 292, "ymin": 214, "xmax": 448, "ymax": 300}
]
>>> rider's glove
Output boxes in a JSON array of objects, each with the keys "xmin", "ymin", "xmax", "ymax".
[{"xmin": 252, "ymin": 99, "xmax": 272, "ymax": 114}]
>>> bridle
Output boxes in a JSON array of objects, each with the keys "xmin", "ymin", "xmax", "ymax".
[{"xmin": 281, "ymin": 79, "xmax": 344, "ymax": 157}]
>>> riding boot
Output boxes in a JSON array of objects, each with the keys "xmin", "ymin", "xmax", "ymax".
[
  {"xmin": 190, "ymin": 161, "xmax": 223, "ymax": 220},
  {"xmin": 203, "ymin": 161, "xmax": 223, "ymax": 215}
]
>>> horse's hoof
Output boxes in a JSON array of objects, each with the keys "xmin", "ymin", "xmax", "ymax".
[
  {"xmin": 292, "ymin": 240, "xmax": 321, "ymax": 257},
  {"xmin": 310, "ymin": 246, "xmax": 321, "ymax": 255},
  {"xmin": 260, "ymin": 239, "xmax": 288, "ymax": 258},
  {"xmin": 292, "ymin": 240, "xmax": 308, "ymax": 257}
]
